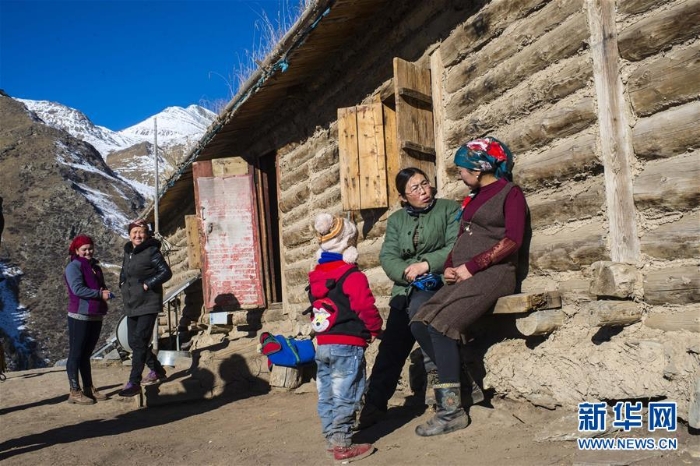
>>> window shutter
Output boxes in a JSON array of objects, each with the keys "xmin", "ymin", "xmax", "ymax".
[{"xmin": 338, "ymin": 103, "xmax": 388, "ymax": 210}]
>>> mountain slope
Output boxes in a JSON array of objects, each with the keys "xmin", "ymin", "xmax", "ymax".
[{"xmin": 0, "ymin": 93, "xmax": 144, "ymax": 368}]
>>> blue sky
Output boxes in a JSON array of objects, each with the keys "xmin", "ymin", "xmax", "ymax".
[{"xmin": 0, "ymin": 0, "xmax": 304, "ymax": 130}]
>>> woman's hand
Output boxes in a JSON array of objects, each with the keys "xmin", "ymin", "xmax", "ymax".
[
  {"xmin": 142, "ymin": 283, "xmax": 149, "ymax": 291},
  {"xmin": 444, "ymin": 265, "xmax": 472, "ymax": 284},
  {"xmin": 453, "ymin": 264, "xmax": 473, "ymax": 283},
  {"xmin": 100, "ymin": 289, "xmax": 112, "ymax": 301},
  {"xmin": 404, "ymin": 261, "xmax": 429, "ymax": 282}
]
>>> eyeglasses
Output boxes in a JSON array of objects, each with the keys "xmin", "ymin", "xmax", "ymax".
[{"xmin": 406, "ymin": 179, "xmax": 431, "ymax": 195}]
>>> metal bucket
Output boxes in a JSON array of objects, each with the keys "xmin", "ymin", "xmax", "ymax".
[
  {"xmin": 115, "ymin": 315, "xmax": 131, "ymax": 353},
  {"xmin": 157, "ymin": 350, "xmax": 191, "ymax": 367}
]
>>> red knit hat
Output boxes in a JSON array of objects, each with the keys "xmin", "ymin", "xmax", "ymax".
[
  {"xmin": 69, "ymin": 235, "xmax": 93, "ymax": 255},
  {"xmin": 127, "ymin": 219, "xmax": 151, "ymax": 235}
]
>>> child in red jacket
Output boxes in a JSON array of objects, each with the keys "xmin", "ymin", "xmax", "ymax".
[{"xmin": 308, "ymin": 213, "xmax": 382, "ymax": 463}]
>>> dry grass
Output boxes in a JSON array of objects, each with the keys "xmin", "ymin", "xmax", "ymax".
[{"xmin": 202, "ymin": 0, "xmax": 313, "ymax": 115}]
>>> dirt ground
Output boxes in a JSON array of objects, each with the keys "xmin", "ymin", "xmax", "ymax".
[{"xmin": 1, "ymin": 354, "xmax": 698, "ymax": 466}]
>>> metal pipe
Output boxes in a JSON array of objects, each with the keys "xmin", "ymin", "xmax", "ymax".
[{"xmin": 153, "ymin": 117, "xmax": 160, "ymax": 235}]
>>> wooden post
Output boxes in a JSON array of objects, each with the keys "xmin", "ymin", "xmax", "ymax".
[
  {"xmin": 586, "ymin": 0, "xmax": 640, "ymax": 263},
  {"xmin": 430, "ymin": 48, "xmax": 447, "ymax": 190},
  {"xmin": 269, "ymin": 365, "xmax": 303, "ymax": 389},
  {"xmin": 690, "ymin": 377, "xmax": 700, "ymax": 429}
]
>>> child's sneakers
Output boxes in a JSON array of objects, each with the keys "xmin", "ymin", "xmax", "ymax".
[{"xmin": 333, "ymin": 443, "xmax": 375, "ymax": 463}]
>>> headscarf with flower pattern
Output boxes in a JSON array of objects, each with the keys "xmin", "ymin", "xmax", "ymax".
[{"xmin": 453, "ymin": 136, "xmax": 514, "ymax": 181}]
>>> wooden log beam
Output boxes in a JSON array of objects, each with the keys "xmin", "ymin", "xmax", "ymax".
[
  {"xmin": 430, "ymin": 50, "xmax": 448, "ymax": 191},
  {"xmin": 529, "ymin": 222, "xmax": 607, "ymax": 272},
  {"xmin": 516, "ymin": 132, "xmax": 600, "ymax": 191},
  {"xmin": 644, "ymin": 266, "xmax": 700, "ymax": 305},
  {"xmin": 643, "ymin": 310, "xmax": 700, "ymax": 333},
  {"xmin": 589, "ymin": 261, "xmax": 639, "ymax": 299},
  {"xmin": 516, "ymin": 309, "xmax": 565, "ymax": 336},
  {"xmin": 448, "ymin": 54, "xmax": 593, "ymax": 147},
  {"xmin": 641, "ymin": 212, "xmax": 700, "ymax": 261},
  {"xmin": 618, "ymin": 0, "xmax": 700, "ymax": 61},
  {"xmin": 440, "ymin": 0, "xmax": 549, "ymax": 67},
  {"xmin": 628, "ymin": 43, "xmax": 700, "ymax": 117},
  {"xmin": 633, "ymin": 153, "xmax": 700, "ymax": 211},
  {"xmin": 632, "ymin": 101, "xmax": 700, "ymax": 160},
  {"xmin": 445, "ymin": 12, "xmax": 589, "ymax": 118},
  {"xmin": 618, "ymin": 0, "xmax": 671, "ymax": 16},
  {"xmin": 498, "ymin": 98, "xmax": 597, "ymax": 156},
  {"xmin": 586, "ymin": 300, "xmax": 643, "ymax": 327},
  {"xmin": 492, "ymin": 291, "xmax": 562, "ymax": 315},
  {"xmin": 444, "ymin": 0, "xmax": 583, "ymax": 93},
  {"xmin": 527, "ymin": 179, "xmax": 605, "ymax": 229},
  {"xmin": 587, "ymin": 0, "xmax": 640, "ymax": 263}
]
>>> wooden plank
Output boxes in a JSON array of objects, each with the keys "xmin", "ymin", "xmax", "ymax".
[
  {"xmin": 212, "ymin": 157, "xmax": 248, "ymax": 177},
  {"xmin": 401, "ymin": 140, "xmax": 436, "ymax": 156},
  {"xmin": 628, "ymin": 43, "xmax": 700, "ymax": 117},
  {"xmin": 394, "ymin": 57, "xmax": 435, "ymax": 183},
  {"xmin": 633, "ymin": 153, "xmax": 700, "ymax": 211},
  {"xmin": 515, "ymin": 309, "xmax": 564, "ymax": 336},
  {"xmin": 184, "ymin": 215, "xmax": 201, "ymax": 270},
  {"xmin": 356, "ymin": 103, "xmax": 388, "ymax": 209},
  {"xmin": 644, "ymin": 310, "xmax": 700, "ymax": 333},
  {"xmin": 430, "ymin": 50, "xmax": 448, "ymax": 191},
  {"xmin": 644, "ymin": 266, "xmax": 700, "ymax": 305},
  {"xmin": 586, "ymin": 300, "xmax": 643, "ymax": 327},
  {"xmin": 378, "ymin": 78, "xmax": 395, "ymax": 104},
  {"xmin": 618, "ymin": 0, "xmax": 700, "ymax": 61},
  {"xmin": 337, "ymin": 107, "xmax": 361, "ymax": 211},
  {"xmin": 632, "ymin": 101, "xmax": 700, "ymax": 160},
  {"xmin": 641, "ymin": 211, "xmax": 700, "ymax": 261},
  {"xmin": 380, "ymin": 95, "xmax": 401, "ymax": 209},
  {"xmin": 492, "ymin": 291, "xmax": 562, "ymax": 315},
  {"xmin": 587, "ymin": 0, "xmax": 640, "ymax": 263},
  {"xmin": 397, "ymin": 87, "xmax": 432, "ymax": 106}
]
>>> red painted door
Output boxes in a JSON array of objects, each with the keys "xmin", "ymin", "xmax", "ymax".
[{"xmin": 196, "ymin": 173, "xmax": 265, "ymax": 311}]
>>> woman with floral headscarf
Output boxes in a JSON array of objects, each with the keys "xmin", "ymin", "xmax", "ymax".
[{"xmin": 409, "ymin": 137, "xmax": 528, "ymax": 437}]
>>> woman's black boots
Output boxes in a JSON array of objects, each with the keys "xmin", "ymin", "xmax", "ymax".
[{"xmin": 415, "ymin": 383, "xmax": 470, "ymax": 436}]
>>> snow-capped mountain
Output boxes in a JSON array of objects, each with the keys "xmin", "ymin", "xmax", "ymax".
[
  {"xmin": 16, "ymin": 99, "xmax": 140, "ymax": 156},
  {"xmin": 120, "ymin": 105, "xmax": 216, "ymax": 148},
  {"xmin": 17, "ymin": 99, "xmax": 217, "ymax": 199},
  {"xmin": 17, "ymin": 99, "xmax": 216, "ymax": 157}
]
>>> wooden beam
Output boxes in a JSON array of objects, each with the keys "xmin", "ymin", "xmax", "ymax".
[
  {"xmin": 184, "ymin": 215, "xmax": 201, "ymax": 270},
  {"xmin": 401, "ymin": 140, "xmax": 436, "ymax": 157},
  {"xmin": 397, "ymin": 87, "xmax": 432, "ymax": 106},
  {"xmin": 644, "ymin": 310, "xmax": 700, "ymax": 333},
  {"xmin": 430, "ymin": 49, "xmax": 448, "ymax": 191},
  {"xmin": 587, "ymin": 0, "xmax": 640, "ymax": 263},
  {"xmin": 492, "ymin": 291, "xmax": 562, "ymax": 314},
  {"xmin": 586, "ymin": 300, "xmax": 643, "ymax": 327},
  {"xmin": 516, "ymin": 309, "xmax": 564, "ymax": 336}
]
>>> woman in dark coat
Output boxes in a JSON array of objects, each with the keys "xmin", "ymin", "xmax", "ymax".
[
  {"xmin": 64, "ymin": 235, "xmax": 112, "ymax": 404},
  {"xmin": 118, "ymin": 219, "xmax": 172, "ymax": 397},
  {"xmin": 410, "ymin": 137, "xmax": 528, "ymax": 437}
]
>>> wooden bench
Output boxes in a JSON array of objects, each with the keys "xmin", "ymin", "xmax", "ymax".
[{"xmin": 492, "ymin": 291, "xmax": 563, "ymax": 336}]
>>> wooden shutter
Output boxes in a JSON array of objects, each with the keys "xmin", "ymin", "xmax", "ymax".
[
  {"xmin": 338, "ymin": 103, "xmax": 388, "ymax": 210},
  {"xmin": 393, "ymin": 57, "xmax": 436, "ymax": 183}
]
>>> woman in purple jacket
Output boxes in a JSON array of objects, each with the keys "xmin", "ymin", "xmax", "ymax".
[{"xmin": 64, "ymin": 235, "xmax": 112, "ymax": 404}]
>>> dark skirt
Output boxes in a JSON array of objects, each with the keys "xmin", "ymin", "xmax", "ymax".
[{"xmin": 411, "ymin": 262, "xmax": 516, "ymax": 341}]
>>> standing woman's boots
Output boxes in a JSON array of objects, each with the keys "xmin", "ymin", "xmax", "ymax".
[
  {"xmin": 415, "ymin": 383, "xmax": 469, "ymax": 436},
  {"xmin": 67, "ymin": 379, "xmax": 95, "ymax": 405}
]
